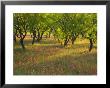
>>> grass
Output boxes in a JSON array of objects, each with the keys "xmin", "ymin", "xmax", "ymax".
[{"xmin": 13, "ymin": 37, "xmax": 97, "ymax": 75}]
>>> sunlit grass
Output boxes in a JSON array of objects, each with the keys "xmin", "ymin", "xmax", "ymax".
[{"xmin": 13, "ymin": 37, "xmax": 97, "ymax": 75}]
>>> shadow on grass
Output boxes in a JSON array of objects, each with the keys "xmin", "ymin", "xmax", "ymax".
[
  {"xmin": 24, "ymin": 38, "xmax": 58, "ymax": 45},
  {"xmin": 38, "ymin": 39, "xmax": 58, "ymax": 45},
  {"xmin": 15, "ymin": 38, "xmax": 97, "ymax": 49},
  {"xmin": 14, "ymin": 38, "xmax": 59, "ymax": 47}
]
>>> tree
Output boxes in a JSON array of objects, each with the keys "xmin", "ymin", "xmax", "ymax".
[
  {"xmin": 13, "ymin": 13, "xmax": 97, "ymax": 51},
  {"xmin": 28, "ymin": 14, "xmax": 39, "ymax": 44},
  {"xmin": 54, "ymin": 13, "xmax": 70, "ymax": 47},
  {"xmin": 80, "ymin": 14, "xmax": 97, "ymax": 52},
  {"xmin": 13, "ymin": 13, "xmax": 29, "ymax": 49}
]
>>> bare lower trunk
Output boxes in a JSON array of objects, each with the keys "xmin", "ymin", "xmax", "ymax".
[
  {"xmin": 40, "ymin": 32, "xmax": 44, "ymax": 40},
  {"xmin": 89, "ymin": 39, "xmax": 93, "ymax": 52},
  {"xmin": 32, "ymin": 36, "xmax": 36, "ymax": 45},
  {"xmin": 57, "ymin": 39, "xmax": 60, "ymax": 43},
  {"xmin": 71, "ymin": 36, "xmax": 76, "ymax": 45},
  {"xmin": 20, "ymin": 38, "xmax": 25, "ymax": 49},
  {"xmin": 48, "ymin": 32, "xmax": 51, "ymax": 38},
  {"xmin": 37, "ymin": 31, "xmax": 40, "ymax": 42},
  {"xmin": 64, "ymin": 37, "xmax": 69, "ymax": 47},
  {"xmin": 14, "ymin": 35, "xmax": 16, "ymax": 42},
  {"xmin": 32, "ymin": 30, "xmax": 37, "ymax": 44}
]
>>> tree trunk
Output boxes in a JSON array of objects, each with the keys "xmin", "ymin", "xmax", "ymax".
[
  {"xmin": 20, "ymin": 38, "xmax": 25, "ymax": 49},
  {"xmin": 37, "ymin": 31, "xmax": 40, "ymax": 42},
  {"xmin": 14, "ymin": 34, "xmax": 16, "ymax": 42},
  {"xmin": 32, "ymin": 31, "xmax": 37, "ymax": 45},
  {"xmin": 48, "ymin": 32, "xmax": 51, "ymax": 38},
  {"xmin": 40, "ymin": 35, "xmax": 42, "ymax": 40},
  {"xmin": 57, "ymin": 39, "xmax": 60, "ymax": 43},
  {"xmin": 64, "ymin": 37, "xmax": 69, "ymax": 47},
  {"xmin": 32, "ymin": 37, "xmax": 36, "ymax": 45},
  {"xmin": 89, "ymin": 39, "xmax": 93, "ymax": 52},
  {"xmin": 40, "ymin": 32, "xmax": 44, "ymax": 40},
  {"xmin": 71, "ymin": 36, "xmax": 76, "ymax": 45}
]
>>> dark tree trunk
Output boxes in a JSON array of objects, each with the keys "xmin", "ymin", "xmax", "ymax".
[
  {"xmin": 57, "ymin": 39, "xmax": 60, "ymax": 43},
  {"xmin": 20, "ymin": 38, "xmax": 25, "ymax": 49},
  {"xmin": 37, "ymin": 31, "xmax": 40, "ymax": 42},
  {"xmin": 40, "ymin": 32, "xmax": 44, "ymax": 40},
  {"xmin": 89, "ymin": 39, "xmax": 93, "ymax": 52},
  {"xmin": 40, "ymin": 36, "xmax": 42, "ymax": 40},
  {"xmin": 64, "ymin": 37, "xmax": 69, "ymax": 47},
  {"xmin": 32, "ymin": 31, "xmax": 37, "ymax": 45},
  {"xmin": 71, "ymin": 36, "xmax": 76, "ymax": 45},
  {"xmin": 57, "ymin": 39, "xmax": 62, "ymax": 45},
  {"xmin": 19, "ymin": 30, "xmax": 26, "ymax": 50},
  {"xmin": 14, "ymin": 35, "xmax": 16, "ymax": 42},
  {"xmin": 31, "ymin": 35, "xmax": 33, "ymax": 38},
  {"xmin": 32, "ymin": 37, "xmax": 36, "ymax": 45}
]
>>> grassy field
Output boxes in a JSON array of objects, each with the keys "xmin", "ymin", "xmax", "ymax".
[{"xmin": 13, "ymin": 36, "xmax": 97, "ymax": 75}]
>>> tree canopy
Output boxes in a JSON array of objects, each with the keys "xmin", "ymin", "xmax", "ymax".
[{"xmin": 13, "ymin": 13, "xmax": 97, "ymax": 51}]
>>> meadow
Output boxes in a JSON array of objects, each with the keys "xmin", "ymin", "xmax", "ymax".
[{"xmin": 13, "ymin": 36, "xmax": 97, "ymax": 75}]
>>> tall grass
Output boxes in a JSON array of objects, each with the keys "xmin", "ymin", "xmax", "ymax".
[{"xmin": 13, "ymin": 37, "xmax": 97, "ymax": 75}]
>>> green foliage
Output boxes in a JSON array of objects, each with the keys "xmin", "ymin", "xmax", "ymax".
[
  {"xmin": 80, "ymin": 13, "xmax": 97, "ymax": 42},
  {"xmin": 14, "ymin": 13, "xmax": 29, "ymax": 35},
  {"xmin": 13, "ymin": 13, "xmax": 97, "ymax": 49}
]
